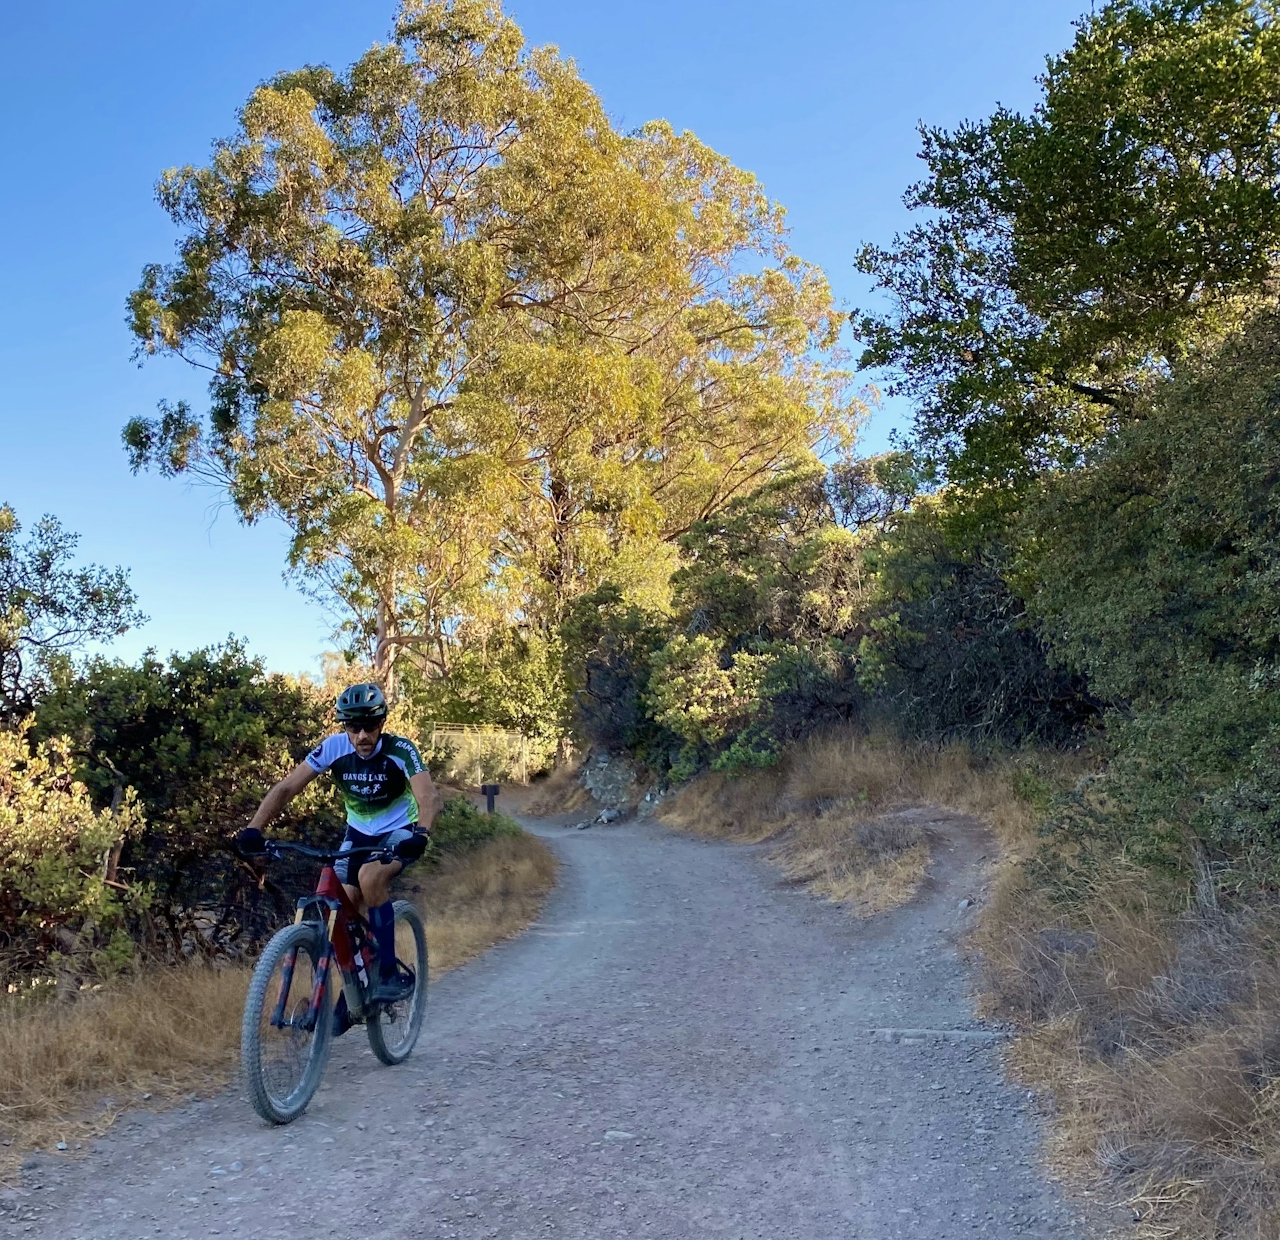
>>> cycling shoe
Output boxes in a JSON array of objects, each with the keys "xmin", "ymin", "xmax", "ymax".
[{"xmin": 370, "ymin": 969, "xmax": 416, "ymax": 1005}]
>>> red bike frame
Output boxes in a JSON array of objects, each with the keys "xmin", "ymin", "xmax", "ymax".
[{"xmin": 272, "ymin": 859, "xmax": 380, "ymax": 1032}]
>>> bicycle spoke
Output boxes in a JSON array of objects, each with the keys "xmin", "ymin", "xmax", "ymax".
[
  {"xmin": 255, "ymin": 938, "xmax": 324, "ymax": 1107},
  {"xmin": 366, "ymin": 901, "xmax": 427, "ymax": 1065}
]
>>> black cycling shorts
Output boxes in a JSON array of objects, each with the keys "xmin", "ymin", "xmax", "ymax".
[{"xmin": 332, "ymin": 825, "xmax": 419, "ymax": 886}]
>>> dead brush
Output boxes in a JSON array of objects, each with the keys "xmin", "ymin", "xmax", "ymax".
[
  {"xmin": 525, "ymin": 760, "xmax": 594, "ymax": 817},
  {"xmin": 0, "ymin": 830, "xmax": 557, "ymax": 1179},
  {"xmin": 654, "ymin": 726, "xmax": 1059, "ymax": 917},
  {"xmin": 0, "ymin": 966, "xmax": 248, "ymax": 1175},
  {"xmin": 414, "ymin": 831, "xmax": 559, "ymax": 976},
  {"xmin": 653, "ymin": 766, "xmax": 787, "ymax": 842},
  {"xmin": 777, "ymin": 810, "xmax": 933, "ymax": 916},
  {"xmin": 982, "ymin": 859, "xmax": 1280, "ymax": 1238}
]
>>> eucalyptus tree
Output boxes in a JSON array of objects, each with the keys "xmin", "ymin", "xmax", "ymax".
[{"xmin": 126, "ymin": 0, "xmax": 856, "ymax": 684}]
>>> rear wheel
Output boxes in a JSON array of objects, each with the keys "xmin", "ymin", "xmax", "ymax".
[
  {"xmin": 366, "ymin": 900, "xmax": 428, "ymax": 1065},
  {"xmin": 241, "ymin": 922, "xmax": 332, "ymax": 1123}
]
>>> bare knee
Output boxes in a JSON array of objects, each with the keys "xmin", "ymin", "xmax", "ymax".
[{"xmin": 357, "ymin": 860, "xmax": 401, "ymax": 907}]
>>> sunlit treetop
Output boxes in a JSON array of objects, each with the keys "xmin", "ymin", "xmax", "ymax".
[{"xmin": 126, "ymin": 0, "xmax": 859, "ymax": 679}]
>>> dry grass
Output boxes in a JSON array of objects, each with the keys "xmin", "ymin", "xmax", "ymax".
[
  {"xmin": 525, "ymin": 760, "xmax": 594, "ymax": 817},
  {"xmin": 656, "ymin": 727, "xmax": 1078, "ymax": 918},
  {"xmin": 978, "ymin": 860, "xmax": 1280, "ymax": 1238},
  {"xmin": 0, "ymin": 966, "xmax": 249, "ymax": 1172},
  {"xmin": 0, "ymin": 830, "xmax": 557, "ymax": 1179},
  {"xmin": 412, "ymin": 831, "xmax": 559, "ymax": 976},
  {"xmin": 785, "ymin": 819, "xmax": 933, "ymax": 917}
]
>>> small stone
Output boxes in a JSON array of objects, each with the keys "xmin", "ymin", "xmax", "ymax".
[
  {"xmin": 228, "ymin": 1161, "xmax": 243, "ymax": 1172},
  {"xmin": 355, "ymin": 1122, "xmax": 366, "ymax": 1131},
  {"xmin": 604, "ymin": 1130, "xmax": 635, "ymax": 1141},
  {"xmin": 209, "ymin": 1167, "xmax": 226, "ymax": 1177},
  {"xmin": 141, "ymin": 1092, "xmax": 152, "ymax": 1100},
  {"xmin": 958, "ymin": 899, "xmax": 972, "ymax": 911},
  {"xmin": 55, "ymin": 1143, "xmax": 67, "ymax": 1152}
]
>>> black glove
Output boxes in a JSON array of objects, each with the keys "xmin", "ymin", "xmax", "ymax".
[
  {"xmin": 235, "ymin": 827, "xmax": 267, "ymax": 855},
  {"xmin": 393, "ymin": 830, "xmax": 430, "ymax": 862}
]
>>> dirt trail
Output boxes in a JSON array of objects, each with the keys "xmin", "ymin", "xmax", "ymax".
[{"xmin": 3, "ymin": 809, "xmax": 1094, "ymax": 1239}]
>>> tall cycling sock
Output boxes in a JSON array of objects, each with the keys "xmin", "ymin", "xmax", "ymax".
[{"xmin": 367, "ymin": 901, "xmax": 398, "ymax": 979}]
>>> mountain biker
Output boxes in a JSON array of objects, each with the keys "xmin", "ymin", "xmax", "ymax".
[{"xmin": 240, "ymin": 683, "xmax": 436, "ymax": 1008}]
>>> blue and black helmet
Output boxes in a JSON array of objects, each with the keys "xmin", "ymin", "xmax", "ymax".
[{"xmin": 335, "ymin": 682, "xmax": 388, "ymax": 724}]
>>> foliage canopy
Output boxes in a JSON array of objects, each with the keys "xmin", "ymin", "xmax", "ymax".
[
  {"xmin": 125, "ymin": 0, "xmax": 858, "ymax": 684},
  {"xmin": 0, "ymin": 506, "xmax": 144, "ymax": 726},
  {"xmin": 857, "ymin": 0, "xmax": 1280, "ymax": 485}
]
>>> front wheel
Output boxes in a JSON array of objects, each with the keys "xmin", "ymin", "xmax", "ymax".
[
  {"xmin": 366, "ymin": 900, "xmax": 428, "ymax": 1065},
  {"xmin": 241, "ymin": 922, "xmax": 332, "ymax": 1123}
]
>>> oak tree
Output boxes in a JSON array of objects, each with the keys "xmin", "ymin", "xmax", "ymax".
[
  {"xmin": 856, "ymin": 0, "xmax": 1280, "ymax": 485},
  {"xmin": 0, "ymin": 505, "xmax": 144, "ymax": 724}
]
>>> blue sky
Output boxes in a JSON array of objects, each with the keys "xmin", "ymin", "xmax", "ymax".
[{"xmin": 0, "ymin": 0, "xmax": 1084, "ymax": 675}]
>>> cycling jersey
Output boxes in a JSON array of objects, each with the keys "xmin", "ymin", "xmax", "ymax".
[{"xmin": 305, "ymin": 732, "xmax": 425, "ymax": 834}]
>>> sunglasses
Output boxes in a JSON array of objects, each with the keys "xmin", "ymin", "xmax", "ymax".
[{"xmin": 344, "ymin": 722, "xmax": 382, "ymax": 737}]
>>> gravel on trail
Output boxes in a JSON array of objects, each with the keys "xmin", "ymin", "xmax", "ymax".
[{"xmin": 2, "ymin": 808, "xmax": 1099, "ymax": 1239}]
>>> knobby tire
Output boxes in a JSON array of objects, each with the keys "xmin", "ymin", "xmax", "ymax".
[
  {"xmin": 241, "ymin": 922, "xmax": 333, "ymax": 1124},
  {"xmin": 366, "ymin": 900, "xmax": 428, "ymax": 1066}
]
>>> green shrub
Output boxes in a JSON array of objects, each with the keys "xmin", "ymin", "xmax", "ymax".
[
  {"xmin": 0, "ymin": 721, "xmax": 148, "ymax": 979},
  {"xmin": 429, "ymin": 795, "xmax": 522, "ymax": 856},
  {"xmin": 560, "ymin": 583, "xmax": 673, "ymax": 758},
  {"xmin": 403, "ymin": 629, "xmax": 569, "ymax": 761},
  {"xmin": 34, "ymin": 641, "xmax": 340, "ymax": 955},
  {"xmin": 858, "ymin": 498, "xmax": 1097, "ymax": 746},
  {"xmin": 1023, "ymin": 311, "xmax": 1280, "ymax": 887}
]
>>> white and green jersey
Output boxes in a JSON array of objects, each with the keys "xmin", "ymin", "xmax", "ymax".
[{"xmin": 305, "ymin": 732, "xmax": 425, "ymax": 834}]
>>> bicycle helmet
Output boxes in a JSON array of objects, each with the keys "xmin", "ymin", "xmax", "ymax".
[{"xmin": 335, "ymin": 682, "xmax": 388, "ymax": 724}]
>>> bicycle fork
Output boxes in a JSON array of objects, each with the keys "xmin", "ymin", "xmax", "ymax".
[{"xmin": 270, "ymin": 936, "xmax": 334, "ymax": 1034}]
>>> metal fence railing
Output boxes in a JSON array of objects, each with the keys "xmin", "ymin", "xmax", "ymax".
[{"xmin": 420, "ymin": 723, "xmax": 537, "ymax": 786}]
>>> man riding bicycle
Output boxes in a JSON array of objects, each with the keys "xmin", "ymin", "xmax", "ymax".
[{"xmin": 241, "ymin": 683, "xmax": 436, "ymax": 1008}]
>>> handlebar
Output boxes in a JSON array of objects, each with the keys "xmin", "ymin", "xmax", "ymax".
[
  {"xmin": 258, "ymin": 840, "xmax": 401, "ymax": 865},
  {"xmin": 234, "ymin": 825, "xmax": 430, "ymax": 865}
]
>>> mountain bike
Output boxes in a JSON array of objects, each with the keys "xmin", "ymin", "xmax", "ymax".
[{"xmin": 240, "ymin": 840, "xmax": 428, "ymax": 1124}]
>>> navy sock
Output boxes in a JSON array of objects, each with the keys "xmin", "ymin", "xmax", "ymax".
[{"xmin": 367, "ymin": 901, "xmax": 397, "ymax": 978}]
